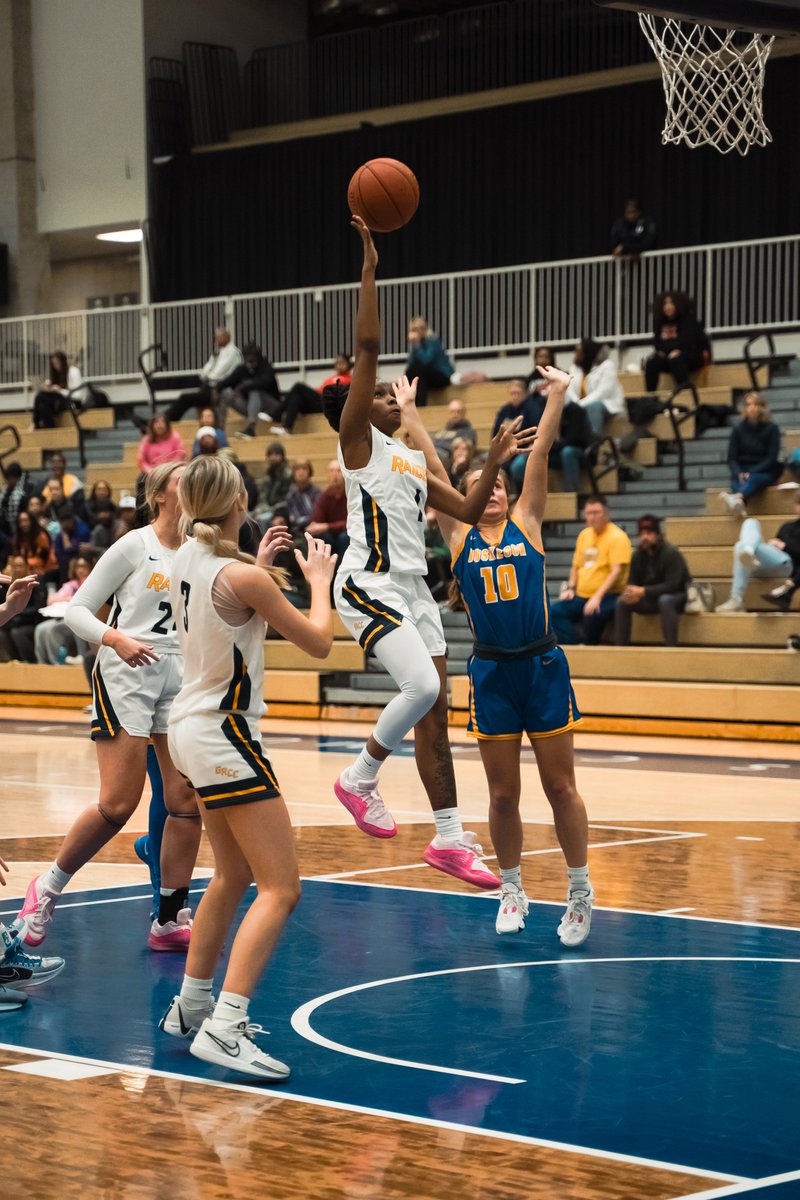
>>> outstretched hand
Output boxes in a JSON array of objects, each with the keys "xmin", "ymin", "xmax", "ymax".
[
  {"xmin": 351, "ymin": 214, "xmax": 378, "ymax": 271},
  {"xmin": 488, "ymin": 416, "xmax": 538, "ymax": 465},
  {"xmin": 1, "ymin": 575, "xmax": 39, "ymax": 621},
  {"xmin": 295, "ymin": 531, "xmax": 337, "ymax": 587},
  {"xmin": 536, "ymin": 364, "xmax": 573, "ymax": 391},
  {"xmin": 256, "ymin": 525, "xmax": 294, "ymax": 570},
  {"xmin": 392, "ymin": 374, "xmax": 419, "ymax": 412}
]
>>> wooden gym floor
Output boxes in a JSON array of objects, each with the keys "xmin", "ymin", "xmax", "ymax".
[{"xmin": 0, "ymin": 710, "xmax": 798, "ymax": 1200}]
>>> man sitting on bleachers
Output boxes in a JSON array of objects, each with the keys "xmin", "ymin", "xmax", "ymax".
[
  {"xmin": 551, "ymin": 496, "xmax": 632, "ymax": 644},
  {"xmin": 167, "ymin": 326, "xmax": 242, "ymax": 422},
  {"xmin": 716, "ymin": 490, "xmax": 800, "ymax": 613},
  {"xmin": 433, "ymin": 398, "xmax": 477, "ymax": 463},
  {"xmin": 614, "ymin": 515, "xmax": 690, "ymax": 646}
]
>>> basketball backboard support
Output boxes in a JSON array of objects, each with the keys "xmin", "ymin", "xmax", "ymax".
[{"xmin": 593, "ymin": 0, "xmax": 800, "ymax": 35}]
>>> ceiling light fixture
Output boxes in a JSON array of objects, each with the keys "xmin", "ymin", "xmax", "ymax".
[{"xmin": 96, "ymin": 229, "xmax": 143, "ymax": 244}]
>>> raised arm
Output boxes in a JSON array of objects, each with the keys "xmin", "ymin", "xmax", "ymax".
[
  {"xmin": 516, "ymin": 365, "xmax": 572, "ymax": 535},
  {"xmin": 338, "ymin": 216, "xmax": 381, "ymax": 470},
  {"xmin": 426, "ymin": 418, "xmax": 536, "ymax": 527},
  {"xmin": 394, "ymin": 375, "xmax": 464, "ymax": 549}
]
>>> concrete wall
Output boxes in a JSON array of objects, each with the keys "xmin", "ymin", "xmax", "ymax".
[{"xmin": 31, "ymin": 0, "xmax": 147, "ymax": 233}]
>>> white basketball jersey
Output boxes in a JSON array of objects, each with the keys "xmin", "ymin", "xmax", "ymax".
[
  {"xmin": 168, "ymin": 539, "xmax": 266, "ymax": 725},
  {"xmin": 338, "ymin": 424, "xmax": 427, "ymax": 577},
  {"xmin": 103, "ymin": 525, "xmax": 180, "ymax": 652}
]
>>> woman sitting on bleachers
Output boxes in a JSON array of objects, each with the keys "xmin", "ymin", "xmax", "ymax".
[
  {"xmin": 34, "ymin": 554, "xmax": 93, "ymax": 665},
  {"xmin": 719, "ymin": 392, "xmax": 782, "ymax": 517},
  {"xmin": 13, "ymin": 509, "xmax": 54, "ymax": 575},
  {"xmin": 137, "ymin": 413, "xmax": 187, "ymax": 473},
  {"xmin": 567, "ymin": 338, "xmax": 625, "ymax": 436},
  {"xmin": 644, "ymin": 291, "xmax": 708, "ymax": 395},
  {"xmin": 32, "ymin": 352, "xmax": 83, "ymax": 429}
]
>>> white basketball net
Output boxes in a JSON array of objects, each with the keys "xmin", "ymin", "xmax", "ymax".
[{"xmin": 639, "ymin": 14, "xmax": 775, "ymax": 155}]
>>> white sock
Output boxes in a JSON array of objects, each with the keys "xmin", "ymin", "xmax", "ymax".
[
  {"xmin": 347, "ymin": 747, "xmax": 384, "ymax": 788},
  {"xmin": 567, "ymin": 865, "xmax": 591, "ymax": 895},
  {"xmin": 500, "ymin": 866, "xmax": 522, "ymax": 890},
  {"xmin": 41, "ymin": 863, "xmax": 72, "ymax": 894},
  {"xmin": 210, "ymin": 990, "xmax": 250, "ymax": 1030},
  {"xmin": 180, "ymin": 976, "xmax": 213, "ymax": 1006},
  {"xmin": 433, "ymin": 807, "xmax": 464, "ymax": 844}
]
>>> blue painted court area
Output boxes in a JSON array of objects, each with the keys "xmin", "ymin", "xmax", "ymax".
[{"xmin": 3, "ymin": 880, "xmax": 799, "ymax": 1183}]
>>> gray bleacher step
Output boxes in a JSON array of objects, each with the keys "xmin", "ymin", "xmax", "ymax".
[{"xmin": 327, "ymin": 685, "xmax": 398, "ymax": 706}]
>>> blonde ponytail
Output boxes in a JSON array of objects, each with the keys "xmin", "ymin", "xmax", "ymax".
[{"xmin": 178, "ymin": 456, "xmax": 288, "ymax": 586}]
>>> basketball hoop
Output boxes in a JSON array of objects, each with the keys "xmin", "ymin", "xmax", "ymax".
[{"xmin": 638, "ymin": 14, "xmax": 775, "ymax": 154}]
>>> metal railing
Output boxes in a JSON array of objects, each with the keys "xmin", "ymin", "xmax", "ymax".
[{"xmin": 1, "ymin": 234, "xmax": 798, "ymax": 394}]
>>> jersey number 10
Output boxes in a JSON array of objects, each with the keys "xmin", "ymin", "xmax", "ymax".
[{"xmin": 480, "ymin": 563, "xmax": 519, "ymax": 604}]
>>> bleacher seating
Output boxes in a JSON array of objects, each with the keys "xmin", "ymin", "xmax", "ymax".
[{"xmin": 2, "ymin": 358, "xmax": 798, "ymax": 739}]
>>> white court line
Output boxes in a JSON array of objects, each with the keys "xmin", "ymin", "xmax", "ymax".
[
  {"xmin": 0, "ymin": 880, "xmax": 213, "ymax": 918},
  {"xmin": 673, "ymin": 1167, "xmax": 800, "ymax": 1198},
  {"xmin": 658, "ymin": 907, "xmax": 696, "ymax": 915},
  {"xmin": 314, "ymin": 831, "xmax": 703, "ymax": 881},
  {"xmin": 0, "ymin": 1041, "xmax": 748, "ymax": 1184}
]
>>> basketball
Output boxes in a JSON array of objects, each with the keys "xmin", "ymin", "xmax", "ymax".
[{"xmin": 347, "ymin": 158, "xmax": 420, "ymax": 232}]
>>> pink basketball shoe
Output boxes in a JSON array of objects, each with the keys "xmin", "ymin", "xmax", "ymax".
[
  {"xmin": 149, "ymin": 907, "xmax": 193, "ymax": 952},
  {"xmin": 333, "ymin": 772, "xmax": 397, "ymax": 838},
  {"xmin": 423, "ymin": 832, "xmax": 501, "ymax": 890},
  {"xmin": 17, "ymin": 875, "xmax": 60, "ymax": 947}
]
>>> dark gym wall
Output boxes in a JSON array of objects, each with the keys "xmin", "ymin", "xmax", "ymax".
[{"xmin": 151, "ymin": 57, "xmax": 800, "ymax": 301}]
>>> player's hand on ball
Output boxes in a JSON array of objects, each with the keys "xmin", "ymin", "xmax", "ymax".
[
  {"xmin": 392, "ymin": 375, "xmax": 419, "ymax": 411},
  {"xmin": 296, "ymin": 532, "xmax": 337, "ymax": 586},
  {"xmin": 351, "ymin": 214, "xmax": 378, "ymax": 270},
  {"xmin": 257, "ymin": 525, "xmax": 294, "ymax": 569}
]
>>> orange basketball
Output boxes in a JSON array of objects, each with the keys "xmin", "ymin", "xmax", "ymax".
[{"xmin": 347, "ymin": 158, "xmax": 420, "ymax": 233}]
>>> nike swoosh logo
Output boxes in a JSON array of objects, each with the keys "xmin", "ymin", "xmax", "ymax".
[
  {"xmin": 148, "ymin": 555, "xmax": 159, "ymax": 561},
  {"xmin": 0, "ymin": 966, "xmax": 33, "ymax": 983},
  {"xmin": 176, "ymin": 1006, "xmax": 191, "ymax": 1035},
  {"xmin": 206, "ymin": 1031, "xmax": 241, "ymax": 1057}
]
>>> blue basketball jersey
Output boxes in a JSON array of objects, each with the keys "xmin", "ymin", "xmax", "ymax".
[{"xmin": 452, "ymin": 516, "xmax": 550, "ymax": 650}]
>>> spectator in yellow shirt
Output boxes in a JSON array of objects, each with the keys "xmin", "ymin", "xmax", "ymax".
[{"xmin": 551, "ymin": 496, "xmax": 631, "ymax": 644}]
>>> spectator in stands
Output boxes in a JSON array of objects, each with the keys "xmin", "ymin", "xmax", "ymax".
[
  {"xmin": 307, "ymin": 460, "xmax": 349, "ymax": 558},
  {"xmin": 719, "ymin": 392, "xmax": 783, "ymax": 516},
  {"xmin": 26, "ymin": 495, "xmax": 47, "ymax": 534},
  {"xmin": 716, "ymin": 490, "xmax": 800, "ymax": 613},
  {"xmin": 644, "ymin": 292, "xmax": 708, "ymax": 394},
  {"xmin": 167, "ymin": 326, "xmax": 243, "ymax": 422},
  {"xmin": 549, "ymin": 399, "xmax": 595, "ymax": 493},
  {"xmin": 567, "ymin": 339, "xmax": 625, "ymax": 436},
  {"xmin": 491, "ymin": 378, "xmax": 543, "ymax": 490},
  {"xmin": 433, "ymin": 399, "xmax": 477, "ymax": 462},
  {"xmin": 137, "ymin": 413, "xmax": 186, "ymax": 473},
  {"xmin": 114, "ymin": 494, "xmax": 138, "ymax": 541},
  {"xmin": 42, "ymin": 480, "xmax": 65, "ymax": 539},
  {"xmin": 614, "ymin": 514, "xmax": 690, "ymax": 646},
  {"xmin": 276, "ymin": 353, "xmax": 353, "ymax": 436},
  {"xmin": 84, "ymin": 481, "xmax": 115, "ymax": 525},
  {"xmin": 0, "ymin": 553, "xmax": 46, "ymax": 662},
  {"xmin": 218, "ymin": 342, "xmax": 282, "ymax": 438},
  {"xmin": 86, "ymin": 503, "xmax": 117, "ymax": 556},
  {"xmin": 34, "ymin": 554, "xmax": 92, "ymax": 664},
  {"xmin": 405, "ymin": 316, "xmax": 455, "ymax": 406},
  {"xmin": 53, "ymin": 505, "xmax": 91, "ymax": 583},
  {"xmin": 13, "ymin": 509, "xmax": 54, "ymax": 574},
  {"xmin": 526, "ymin": 346, "xmax": 556, "ymax": 403},
  {"xmin": 190, "ymin": 406, "xmax": 228, "ymax": 456},
  {"xmin": 448, "ymin": 437, "xmax": 477, "ymax": 489},
  {"xmin": 194, "ymin": 427, "xmax": 220, "ymax": 457},
  {"xmin": 0, "ymin": 463, "xmax": 31, "ymax": 536},
  {"xmin": 424, "ymin": 508, "xmax": 451, "ymax": 600},
  {"xmin": 551, "ymin": 495, "xmax": 632, "ymax": 644},
  {"xmin": 42, "ymin": 452, "xmax": 83, "ymax": 505},
  {"xmin": 254, "ymin": 442, "xmax": 293, "ymax": 529},
  {"xmin": 610, "ymin": 199, "xmax": 657, "ymax": 260},
  {"xmin": 285, "ymin": 460, "xmax": 322, "ymax": 540},
  {"xmin": 32, "ymin": 352, "xmax": 83, "ymax": 429}
]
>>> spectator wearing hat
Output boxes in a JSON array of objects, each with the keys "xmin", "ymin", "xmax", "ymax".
[
  {"xmin": 254, "ymin": 442, "xmax": 293, "ymax": 530},
  {"xmin": 614, "ymin": 515, "xmax": 691, "ymax": 646},
  {"xmin": 193, "ymin": 426, "xmax": 221, "ymax": 457},
  {"xmin": 551, "ymin": 495, "xmax": 632, "ymax": 645},
  {"xmin": 190, "ymin": 407, "xmax": 228, "ymax": 457},
  {"xmin": 114, "ymin": 494, "xmax": 139, "ymax": 541}
]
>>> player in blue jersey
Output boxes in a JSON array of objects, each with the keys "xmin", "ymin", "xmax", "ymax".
[{"xmin": 398, "ymin": 364, "xmax": 594, "ymax": 944}]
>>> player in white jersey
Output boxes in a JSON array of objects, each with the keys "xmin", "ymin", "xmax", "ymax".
[
  {"xmin": 325, "ymin": 216, "xmax": 534, "ymax": 888},
  {"xmin": 18, "ymin": 463, "xmax": 202, "ymax": 953},
  {"xmin": 159, "ymin": 454, "xmax": 335, "ymax": 1080}
]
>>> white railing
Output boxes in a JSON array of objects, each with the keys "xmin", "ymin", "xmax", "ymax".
[{"xmin": 1, "ymin": 234, "xmax": 798, "ymax": 393}]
